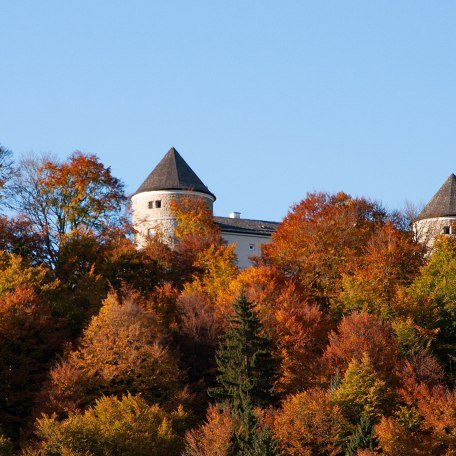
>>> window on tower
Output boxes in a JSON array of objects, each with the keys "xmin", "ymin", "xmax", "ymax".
[
  {"xmin": 148, "ymin": 200, "xmax": 162, "ymax": 209},
  {"xmin": 442, "ymin": 226, "xmax": 450, "ymax": 235}
]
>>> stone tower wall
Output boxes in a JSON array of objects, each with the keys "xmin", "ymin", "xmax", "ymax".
[
  {"xmin": 413, "ymin": 216, "xmax": 456, "ymax": 249},
  {"xmin": 131, "ymin": 189, "xmax": 215, "ymax": 248}
]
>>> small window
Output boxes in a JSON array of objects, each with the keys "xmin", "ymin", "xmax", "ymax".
[
  {"xmin": 147, "ymin": 228, "xmax": 155, "ymax": 237},
  {"xmin": 155, "ymin": 200, "xmax": 161, "ymax": 208},
  {"xmin": 443, "ymin": 226, "xmax": 450, "ymax": 235},
  {"xmin": 249, "ymin": 244, "xmax": 255, "ymax": 251},
  {"xmin": 148, "ymin": 201, "xmax": 154, "ymax": 209}
]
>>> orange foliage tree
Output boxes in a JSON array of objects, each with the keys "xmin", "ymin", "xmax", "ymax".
[
  {"xmin": 222, "ymin": 265, "xmax": 288, "ymax": 332},
  {"xmin": 324, "ymin": 312, "xmax": 399, "ymax": 383},
  {"xmin": 336, "ymin": 222, "xmax": 424, "ymax": 318},
  {"xmin": 184, "ymin": 404, "xmax": 233, "ymax": 456},
  {"xmin": 415, "ymin": 385, "xmax": 456, "ymax": 452},
  {"xmin": 177, "ymin": 289, "xmax": 221, "ymax": 346},
  {"xmin": 174, "ymin": 245, "xmax": 238, "ymax": 411},
  {"xmin": 262, "ymin": 192, "xmax": 388, "ymax": 309},
  {"xmin": 9, "ymin": 152, "xmax": 126, "ymax": 265},
  {"xmin": 41, "ymin": 292, "xmax": 183, "ymax": 417},
  {"xmin": 178, "ymin": 242, "xmax": 238, "ymax": 340},
  {"xmin": 376, "ymin": 384, "xmax": 456, "ymax": 454},
  {"xmin": 273, "ymin": 283, "xmax": 330, "ymax": 393},
  {"xmin": 170, "ymin": 195, "xmax": 222, "ymax": 276},
  {"xmin": 215, "ymin": 267, "xmax": 330, "ymax": 393},
  {"xmin": 273, "ymin": 388, "xmax": 348, "ymax": 455},
  {"xmin": 375, "ymin": 413, "xmax": 431, "ymax": 456}
]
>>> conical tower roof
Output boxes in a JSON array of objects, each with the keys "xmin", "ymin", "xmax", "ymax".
[
  {"xmin": 134, "ymin": 147, "xmax": 215, "ymax": 200},
  {"xmin": 417, "ymin": 173, "xmax": 456, "ymax": 220}
]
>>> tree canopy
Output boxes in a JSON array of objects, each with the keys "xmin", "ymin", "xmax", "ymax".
[{"xmin": 0, "ymin": 148, "xmax": 454, "ymax": 455}]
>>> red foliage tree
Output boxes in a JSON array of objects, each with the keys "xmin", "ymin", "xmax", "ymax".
[
  {"xmin": 262, "ymin": 192, "xmax": 388, "ymax": 308},
  {"xmin": 274, "ymin": 283, "xmax": 330, "ymax": 393},
  {"xmin": 324, "ymin": 312, "xmax": 399, "ymax": 383},
  {"xmin": 0, "ymin": 286, "xmax": 66, "ymax": 439}
]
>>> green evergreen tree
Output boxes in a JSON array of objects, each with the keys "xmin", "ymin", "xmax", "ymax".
[
  {"xmin": 211, "ymin": 291, "xmax": 279, "ymax": 408},
  {"xmin": 230, "ymin": 406, "xmax": 281, "ymax": 456},
  {"xmin": 345, "ymin": 413, "xmax": 376, "ymax": 456},
  {"xmin": 248, "ymin": 423, "xmax": 281, "ymax": 456},
  {"xmin": 210, "ymin": 292, "xmax": 280, "ymax": 455}
]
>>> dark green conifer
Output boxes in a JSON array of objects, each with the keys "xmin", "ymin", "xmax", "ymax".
[
  {"xmin": 210, "ymin": 291, "xmax": 280, "ymax": 455},
  {"xmin": 211, "ymin": 291, "xmax": 278, "ymax": 409},
  {"xmin": 346, "ymin": 413, "xmax": 376, "ymax": 455}
]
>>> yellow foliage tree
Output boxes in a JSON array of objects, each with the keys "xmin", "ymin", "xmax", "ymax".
[
  {"xmin": 332, "ymin": 353, "xmax": 393, "ymax": 424},
  {"xmin": 35, "ymin": 394, "xmax": 187, "ymax": 456},
  {"xmin": 0, "ymin": 251, "xmax": 55, "ymax": 294}
]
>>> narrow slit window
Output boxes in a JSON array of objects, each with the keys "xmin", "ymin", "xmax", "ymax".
[
  {"xmin": 148, "ymin": 201, "xmax": 154, "ymax": 209},
  {"xmin": 155, "ymin": 200, "xmax": 162, "ymax": 208},
  {"xmin": 249, "ymin": 244, "xmax": 255, "ymax": 251}
]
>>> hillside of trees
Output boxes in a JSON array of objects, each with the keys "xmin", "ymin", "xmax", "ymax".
[{"xmin": 0, "ymin": 146, "xmax": 455, "ymax": 455}]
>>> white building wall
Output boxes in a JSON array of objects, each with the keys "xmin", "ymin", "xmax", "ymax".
[
  {"xmin": 132, "ymin": 189, "xmax": 274, "ymax": 268},
  {"xmin": 131, "ymin": 189, "xmax": 215, "ymax": 248},
  {"xmin": 221, "ymin": 232, "xmax": 273, "ymax": 269},
  {"xmin": 413, "ymin": 216, "xmax": 456, "ymax": 249}
]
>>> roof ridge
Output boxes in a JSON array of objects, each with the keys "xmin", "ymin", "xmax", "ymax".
[{"xmin": 214, "ymin": 215, "xmax": 279, "ymax": 224}]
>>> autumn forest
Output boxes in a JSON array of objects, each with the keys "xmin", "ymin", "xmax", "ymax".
[{"xmin": 0, "ymin": 146, "xmax": 455, "ymax": 455}]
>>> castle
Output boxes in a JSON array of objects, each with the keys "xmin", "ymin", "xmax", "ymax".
[
  {"xmin": 131, "ymin": 147, "xmax": 279, "ymax": 268},
  {"xmin": 132, "ymin": 148, "xmax": 456, "ymax": 266},
  {"xmin": 413, "ymin": 173, "xmax": 456, "ymax": 246}
]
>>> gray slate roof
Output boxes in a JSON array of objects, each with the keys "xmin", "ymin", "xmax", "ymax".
[
  {"xmin": 417, "ymin": 173, "xmax": 456, "ymax": 220},
  {"xmin": 134, "ymin": 147, "xmax": 215, "ymax": 199},
  {"xmin": 214, "ymin": 216, "xmax": 279, "ymax": 236}
]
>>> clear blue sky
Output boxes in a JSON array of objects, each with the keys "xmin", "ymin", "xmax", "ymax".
[{"xmin": 1, "ymin": 1, "xmax": 455, "ymax": 221}]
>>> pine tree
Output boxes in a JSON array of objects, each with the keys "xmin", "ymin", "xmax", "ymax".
[
  {"xmin": 211, "ymin": 291, "xmax": 278, "ymax": 408},
  {"xmin": 346, "ymin": 413, "xmax": 376, "ymax": 455},
  {"xmin": 210, "ymin": 291, "xmax": 280, "ymax": 455}
]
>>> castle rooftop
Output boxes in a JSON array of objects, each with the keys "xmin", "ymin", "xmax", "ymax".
[
  {"xmin": 134, "ymin": 147, "xmax": 215, "ymax": 200},
  {"xmin": 417, "ymin": 173, "xmax": 456, "ymax": 220},
  {"xmin": 214, "ymin": 216, "xmax": 279, "ymax": 236}
]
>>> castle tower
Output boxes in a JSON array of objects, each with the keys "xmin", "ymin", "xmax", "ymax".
[
  {"xmin": 131, "ymin": 147, "xmax": 216, "ymax": 247},
  {"xmin": 414, "ymin": 173, "xmax": 456, "ymax": 247}
]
